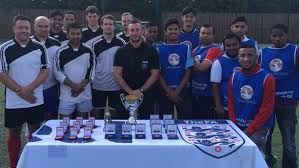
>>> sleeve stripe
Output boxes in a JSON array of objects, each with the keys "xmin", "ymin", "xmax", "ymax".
[
  {"xmin": 0, "ymin": 40, "xmax": 14, "ymax": 72},
  {"xmin": 55, "ymin": 44, "xmax": 69, "ymax": 77}
]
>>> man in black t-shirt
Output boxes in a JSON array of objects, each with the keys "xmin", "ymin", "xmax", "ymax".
[{"xmin": 113, "ymin": 18, "xmax": 160, "ymax": 119}]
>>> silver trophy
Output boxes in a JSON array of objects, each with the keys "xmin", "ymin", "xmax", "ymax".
[{"xmin": 120, "ymin": 94, "xmax": 144, "ymax": 124}]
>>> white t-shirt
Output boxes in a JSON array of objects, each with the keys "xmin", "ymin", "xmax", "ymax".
[
  {"xmin": 0, "ymin": 39, "xmax": 49, "ymax": 109},
  {"xmin": 54, "ymin": 43, "xmax": 95, "ymax": 103}
]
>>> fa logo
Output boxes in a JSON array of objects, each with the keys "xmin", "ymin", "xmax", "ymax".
[
  {"xmin": 269, "ymin": 58, "xmax": 283, "ymax": 72},
  {"xmin": 168, "ymin": 53, "xmax": 180, "ymax": 66},
  {"xmin": 240, "ymin": 85, "xmax": 254, "ymax": 100}
]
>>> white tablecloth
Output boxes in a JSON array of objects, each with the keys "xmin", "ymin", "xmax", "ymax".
[{"xmin": 17, "ymin": 120, "xmax": 268, "ymax": 168}]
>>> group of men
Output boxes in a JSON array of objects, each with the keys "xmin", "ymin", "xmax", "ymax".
[{"xmin": 0, "ymin": 5, "xmax": 297, "ymax": 168}]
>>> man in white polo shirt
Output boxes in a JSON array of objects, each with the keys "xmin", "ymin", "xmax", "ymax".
[
  {"xmin": 31, "ymin": 16, "xmax": 61, "ymax": 120},
  {"xmin": 92, "ymin": 14, "xmax": 126, "ymax": 119},
  {"xmin": 54, "ymin": 23, "xmax": 95, "ymax": 119},
  {"xmin": 0, "ymin": 15, "xmax": 49, "ymax": 168}
]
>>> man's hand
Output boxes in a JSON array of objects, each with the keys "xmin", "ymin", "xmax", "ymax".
[
  {"xmin": 166, "ymin": 90, "xmax": 182, "ymax": 103},
  {"xmin": 17, "ymin": 86, "xmax": 36, "ymax": 104},
  {"xmin": 129, "ymin": 89, "xmax": 142, "ymax": 97},
  {"xmin": 71, "ymin": 83, "xmax": 85, "ymax": 97}
]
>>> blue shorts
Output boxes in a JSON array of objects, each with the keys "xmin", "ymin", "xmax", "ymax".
[
  {"xmin": 58, "ymin": 99, "xmax": 93, "ymax": 115},
  {"xmin": 43, "ymin": 85, "xmax": 59, "ymax": 114}
]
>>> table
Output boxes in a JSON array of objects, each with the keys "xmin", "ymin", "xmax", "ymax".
[{"xmin": 17, "ymin": 120, "xmax": 268, "ymax": 168}]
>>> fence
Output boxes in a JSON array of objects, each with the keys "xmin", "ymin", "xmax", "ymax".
[{"xmin": 0, "ymin": 8, "xmax": 298, "ymax": 43}]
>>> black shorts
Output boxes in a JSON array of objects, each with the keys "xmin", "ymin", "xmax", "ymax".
[
  {"xmin": 92, "ymin": 89, "xmax": 123, "ymax": 110},
  {"xmin": 5, "ymin": 105, "xmax": 44, "ymax": 128}
]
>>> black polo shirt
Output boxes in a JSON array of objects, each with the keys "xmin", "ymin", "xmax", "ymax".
[{"xmin": 114, "ymin": 42, "xmax": 159, "ymax": 90}]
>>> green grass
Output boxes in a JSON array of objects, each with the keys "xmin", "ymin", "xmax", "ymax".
[{"xmin": 0, "ymin": 88, "xmax": 298, "ymax": 168}]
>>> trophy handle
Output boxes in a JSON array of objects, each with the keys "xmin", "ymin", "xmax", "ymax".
[
  {"xmin": 138, "ymin": 94, "xmax": 144, "ymax": 106},
  {"xmin": 120, "ymin": 93, "xmax": 127, "ymax": 108}
]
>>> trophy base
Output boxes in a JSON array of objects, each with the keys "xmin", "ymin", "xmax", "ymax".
[
  {"xmin": 135, "ymin": 134, "xmax": 146, "ymax": 139},
  {"xmin": 167, "ymin": 134, "xmax": 179, "ymax": 140},
  {"xmin": 126, "ymin": 117, "xmax": 137, "ymax": 125},
  {"xmin": 121, "ymin": 134, "xmax": 132, "ymax": 139},
  {"xmin": 152, "ymin": 134, "xmax": 162, "ymax": 139},
  {"xmin": 83, "ymin": 136, "xmax": 91, "ymax": 140},
  {"xmin": 105, "ymin": 134, "xmax": 116, "ymax": 139},
  {"xmin": 55, "ymin": 136, "xmax": 64, "ymax": 140}
]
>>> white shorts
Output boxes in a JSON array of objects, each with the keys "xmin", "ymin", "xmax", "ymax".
[{"xmin": 58, "ymin": 100, "xmax": 93, "ymax": 115}]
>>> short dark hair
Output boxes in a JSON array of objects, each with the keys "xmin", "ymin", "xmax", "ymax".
[
  {"xmin": 101, "ymin": 14, "xmax": 115, "ymax": 25},
  {"xmin": 64, "ymin": 10, "xmax": 75, "ymax": 16},
  {"xmin": 231, "ymin": 16, "xmax": 248, "ymax": 25},
  {"xmin": 85, "ymin": 6, "xmax": 99, "ymax": 15},
  {"xmin": 271, "ymin": 24, "xmax": 288, "ymax": 34},
  {"xmin": 145, "ymin": 21, "xmax": 158, "ymax": 29},
  {"xmin": 182, "ymin": 6, "xmax": 196, "ymax": 16},
  {"xmin": 13, "ymin": 15, "xmax": 31, "ymax": 26},
  {"xmin": 164, "ymin": 18, "xmax": 180, "ymax": 31},
  {"xmin": 201, "ymin": 24, "xmax": 215, "ymax": 34},
  {"xmin": 66, "ymin": 22, "xmax": 81, "ymax": 34},
  {"xmin": 49, "ymin": 10, "xmax": 63, "ymax": 18},
  {"xmin": 222, "ymin": 33, "xmax": 241, "ymax": 45}
]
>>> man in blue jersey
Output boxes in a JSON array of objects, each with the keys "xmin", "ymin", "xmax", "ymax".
[
  {"xmin": 192, "ymin": 24, "xmax": 222, "ymax": 119},
  {"xmin": 157, "ymin": 18, "xmax": 193, "ymax": 119},
  {"xmin": 228, "ymin": 45, "xmax": 275, "ymax": 166},
  {"xmin": 231, "ymin": 16, "xmax": 259, "ymax": 54},
  {"xmin": 260, "ymin": 24, "xmax": 298, "ymax": 168},
  {"xmin": 211, "ymin": 33, "xmax": 241, "ymax": 119},
  {"xmin": 179, "ymin": 6, "xmax": 199, "ymax": 49}
]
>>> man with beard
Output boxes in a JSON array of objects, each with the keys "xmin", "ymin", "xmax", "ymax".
[
  {"xmin": 156, "ymin": 18, "xmax": 193, "ymax": 119},
  {"xmin": 210, "ymin": 33, "xmax": 241, "ymax": 118},
  {"xmin": 54, "ymin": 23, "xmax": 95, "ymax": 119},
  {"xmin": 91, "ymin": 14, "xmax": 126, "ymax": 119},
  {"xmin": 0, "ymin": 15, "xmax": 49, "ymax": 168},
  {"xmin": 82, "ymin": 6, "xmax": 103, "ymax": 47},
  {"xmin": 116, "ymin": 12, "xmax": 133, "ymax": 43},
  {"xmin": 179, "ymin": 6, "xmax": 199, "ymax": 49},
  {"xmin": 49, "ymin": 10, "xmax": 68, "ymax": 43},
  {"xmin": 31, "ymin": 16, "xmax": 61, "ymax": 120},
  {"xmin": 113, "ymin": 18, "xmax": 160, "ymax": 119},
  {"xmin": 192, "ymin": 24, "xmax": 222, "ymax": 119}
]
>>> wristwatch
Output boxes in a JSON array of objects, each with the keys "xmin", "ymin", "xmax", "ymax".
[{"xmin": 139, "ymin": 88, "xmax": 144, "ymax": 93}]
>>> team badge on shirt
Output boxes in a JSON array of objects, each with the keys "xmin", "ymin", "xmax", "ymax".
[
  {"xmin": 269, "ymin": 58, "xmax": 283, "ymax": 72},
  {"xmin": 141, "ymin": 60, "xmax": 149, "ymax": 70},
  {"xmin": 194, "ymin": 55, "xmax": 201, "ymax": 64},
  {"xmin": 240, "ymin": 85, "xmax": 254, "ymax": 100},
  {"xmin": 168, "ymin": 53, "xmax": 180, "ymax": 66}
]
